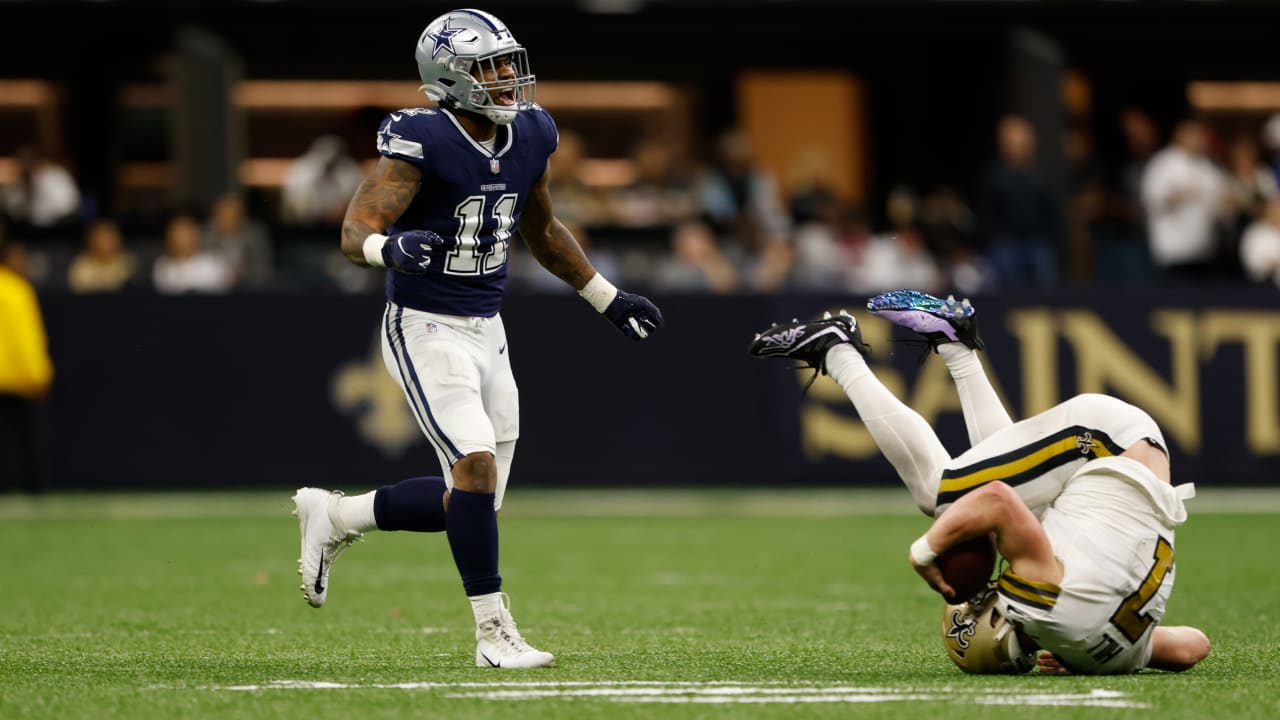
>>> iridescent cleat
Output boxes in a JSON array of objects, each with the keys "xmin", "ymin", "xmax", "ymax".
[
  {"xmin": 749, "ymin": 310, "xmax": 871, "ymax": 376},
  {"xmin": 866, "ymin": 290, "xmax": 984, "ymax": 351}
]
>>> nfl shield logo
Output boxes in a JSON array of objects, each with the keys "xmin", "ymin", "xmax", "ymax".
[{"xmin": 490, "ymin": 158, "xmax": 501, "ymax": 175}]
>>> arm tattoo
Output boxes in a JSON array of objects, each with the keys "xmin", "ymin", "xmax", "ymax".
[
  {"xmin": 340, "ymin": 158, "xmax": 422, "ymax": 264},
  {"xmin": 519, "ymin": 170, "xmax": 596, "ymax": 289}
]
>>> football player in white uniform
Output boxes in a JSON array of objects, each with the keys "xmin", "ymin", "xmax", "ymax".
[
  {"xmin": 750, "ymin": 290, "xmax": 1209, "ymax": 674},
  {"xmin": 291, "ymin": 8, "xmax": 662, "ymax": 669}
]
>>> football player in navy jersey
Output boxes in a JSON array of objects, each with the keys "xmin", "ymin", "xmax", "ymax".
[{"xmin": 291, "ymin": 8, "xmax": 662, "ymax": 669}]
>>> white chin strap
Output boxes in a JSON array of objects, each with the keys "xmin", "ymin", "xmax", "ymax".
[{"xmin": 483, "ymin": 107, "xmax": 518, "ymax": 125}]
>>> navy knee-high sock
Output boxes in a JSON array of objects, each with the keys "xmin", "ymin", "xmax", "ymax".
[
  {"xmin": 372, "ymin": 476, "xmax": 447, "ymax": 532},
  {"xmin": 445, "ymin": 488, "xmax": 502, "ymax": 596}
]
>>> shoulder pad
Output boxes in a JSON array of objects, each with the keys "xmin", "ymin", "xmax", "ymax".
[
  {"xmin": 378, "ymin": 111, "xmax": 437, "ymax": 161},
  {"xmin": 524, "ymin": 105, "xmax": 558, "ymax": 151}
]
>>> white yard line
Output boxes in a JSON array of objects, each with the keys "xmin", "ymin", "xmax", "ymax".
[{"xmin": 199, "ymin": 679, "xmax": 1150, "ymax": 708}]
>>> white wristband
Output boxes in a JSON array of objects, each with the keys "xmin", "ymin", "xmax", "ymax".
[
  {"xmin": 910, "ymin": 534, "xmax": 938, "ymax": 567},
  {"xmin": 578, "ymin": 273, "xmax": 619, "ymax": 313},
  {"xmin": 363, "ymin": 233, "xmax": 389, "ymax": 267}
]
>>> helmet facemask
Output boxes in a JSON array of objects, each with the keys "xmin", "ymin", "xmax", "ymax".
[{"xmin": 462, "ymin": 50, "xmax": 535, "ymax": 124}]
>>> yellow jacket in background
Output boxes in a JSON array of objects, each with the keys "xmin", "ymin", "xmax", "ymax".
[{"xmin": 0, "ymin": 266, "xmax": 53, "ymax": 398}]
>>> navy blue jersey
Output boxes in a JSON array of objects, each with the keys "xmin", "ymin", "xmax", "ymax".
[{"xmin": 375, "ymin": 105, "xmax": 559, "ymax": 316}]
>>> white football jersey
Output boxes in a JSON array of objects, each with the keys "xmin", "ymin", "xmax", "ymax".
[{"xmin": 998, "ymin": 457, "xmax": 1194, "ymax": 674}]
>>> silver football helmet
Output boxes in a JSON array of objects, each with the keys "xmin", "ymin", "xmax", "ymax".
[
  {"xmin": 414, "ymin": 9, "xmax": 535, "ymax": 125},
  {"xmin": 941, "ymin": 585, "xmax": 1036, "ymax": 674}
]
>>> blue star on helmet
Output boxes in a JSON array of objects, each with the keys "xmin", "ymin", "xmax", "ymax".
[{"xmin": 427, "ymin": 21, "xmax": 466, "ymax": 60}]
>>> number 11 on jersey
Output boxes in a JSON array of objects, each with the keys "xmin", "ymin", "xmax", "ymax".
[{"xmin": 447, "ymin": 193, "xmax": 518, "ymax": 276}]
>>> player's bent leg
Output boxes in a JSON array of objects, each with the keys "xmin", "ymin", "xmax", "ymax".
[
  {"xmin": 825, "ymin": 343, "xmax": 950, "ymax": 517},
  {"xmin": 319, "ymin": 477, "xmax": 451, "ymax": 537},
  {"xmin": 749, "ymin": 313, "xmax": 949, "ymax": 516},
  {"xmin": 292, "ymin": 487, "xmax": 363, "ymax": 608},
  {"xmin": 936, "ymin": 341, "xmax": 1012, "ymax": 447}
]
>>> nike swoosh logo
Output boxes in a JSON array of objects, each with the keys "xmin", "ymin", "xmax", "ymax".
[
  {"xmin": 391, "ymin": 113, "xmax": 402, "ymax": 122},
  {"xmin": 314, "ymin": 555, "xmax": 326, "ymax": 594},
  {"xmin": 498, "ymin": 343, "xmax": 507, "ymax": 354},
  {"xmin": 479, "ymin": 650, "xmax": 499, "ymax": 667}
]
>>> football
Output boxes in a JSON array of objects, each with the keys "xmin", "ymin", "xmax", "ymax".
[{"xmin": 936, "ymin": 534, "xmax": 997, "ymax": 602}]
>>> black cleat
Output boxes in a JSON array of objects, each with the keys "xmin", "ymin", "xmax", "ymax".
[{"xmin": 749, "ymin": 311, "xmax": 871, "ymax": 377}]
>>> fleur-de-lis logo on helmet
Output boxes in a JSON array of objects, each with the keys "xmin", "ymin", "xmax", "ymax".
[{"xmin": 947, "ymin": 608, "xmax": 979, "ymax": 650}]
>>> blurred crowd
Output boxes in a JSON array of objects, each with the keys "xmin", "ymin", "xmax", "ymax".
[{"xmin": 5, "ymin": 109, "xmax": 1280, "ymax": 296}]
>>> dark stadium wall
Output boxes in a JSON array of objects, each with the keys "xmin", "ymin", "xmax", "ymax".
[
  {"xmin": 38, "ymin": 290, "xmax": 1280, "ymax": 490},
  {"xmin": 4, "ymin": 2, "xmax": 1280, "ymax": 219}
]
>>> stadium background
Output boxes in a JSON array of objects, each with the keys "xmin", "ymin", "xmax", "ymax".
[{"xmin": 2, "ymin": 0, "xmax": 1279, "ymax": 491}]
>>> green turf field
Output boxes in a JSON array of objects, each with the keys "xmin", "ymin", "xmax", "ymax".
[{"xmin": 2, "ymin": 489, "xmax": 1277, "ymax": 719}]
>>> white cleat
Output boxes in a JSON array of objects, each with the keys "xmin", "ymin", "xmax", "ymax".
[
  {"xmin": 474, "ymin": 593, "xmax": 556, "ymax": 669},
  {"xmin": 292, "ymin": 487, "xmax": 361, "ymax": 608}
]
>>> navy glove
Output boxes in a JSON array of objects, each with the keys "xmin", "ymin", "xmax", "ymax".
[
  {"xmin": 382, "ymin": 230, "xmax": 447, "ymax": 274},
  {"xmin": 603, "ymin": 290, "xmax": 663, "ymax": 341}
]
